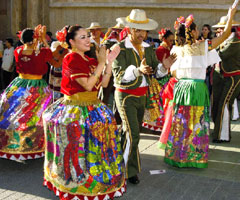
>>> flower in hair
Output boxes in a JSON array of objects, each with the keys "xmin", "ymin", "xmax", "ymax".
[
  {"xmin": 185, "ymin": 14, "xmax": 194, "ymax": 28},
  {"xmin": 158, "ymin": 28, "xmax": 166, "ymax": 37},
  {"xmin": 174, "ymin": 16, "xmax": 185, "ymax": 30},
  {"xmin": 177, "ymin": 16, "xmax": 185, "ymax": 24},
  {"xmin": 56, "ymin": 27, "xmax": 68, "ymax": 42},
  {"xmin": 16, "ymin": 31, "xmax": 22, "ymax": 39},
  {"xmin": 34, "ymin": 25, "xmax": 42, "ymax": 39}
]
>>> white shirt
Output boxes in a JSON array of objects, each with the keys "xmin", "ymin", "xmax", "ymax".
[
  {"xmin": 1, "ymin": 47, "xmax": 14, "ymax": 72},
  {"xmin": 170, "ymin": 40, "xmax": 221, "ymax": 80},
  {"xmin": 118, "ymin": 37, "xmax": 168, "ymax": 88}
]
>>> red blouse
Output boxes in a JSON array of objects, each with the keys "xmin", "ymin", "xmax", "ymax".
[
  {"xmin": 61, "ymin": 52, "xmax": 101, "ymax": 96},
  {"xmin": 14, "ymin": 46, "xmax": 52, "ymax": 75},
  {"xmin": 156, "ymin": 45, "xmax": 170, "ymax": 63}
]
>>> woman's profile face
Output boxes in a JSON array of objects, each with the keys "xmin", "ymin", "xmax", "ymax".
[
  {"xmin": 165, "ymin": 34, "xmax": 174, "ymax": 47},
  {"xmin": 70, "ymin": 29, "xmax": 91, "ymax": 52},
  {"xmin": 192, "ymin": 27, "xmax": 200, "ymax": 40}
]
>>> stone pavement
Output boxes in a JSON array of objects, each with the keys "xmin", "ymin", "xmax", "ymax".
[{"xmin": 0, "ymin": 121, "xmax": 240, "ymax": 200}]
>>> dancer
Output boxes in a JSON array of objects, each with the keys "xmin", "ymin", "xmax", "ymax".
[
  {"xmin": 142, "ymin": 28, "xmax": 175, "ymax": 132},
  {"xmin": 0, "ymin": 25, "xmax": 53, "ymax": 160},
  {"xmin": 165, "ymin": 3, "xmax": 238, "ymax": 168},
  {"xmin": 43, "ymin": 25, "xmax": 125, "ymax": 200},
  {"xmin": 113, "ymin": 9, "xmax": 176, "ymax": 184}
]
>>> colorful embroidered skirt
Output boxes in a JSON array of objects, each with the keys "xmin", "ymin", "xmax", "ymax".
[
  {"xmin": 142, "ymin": 75, "xmax": 170, "ymax": 132},
  {"xmin": 0, "ymin": 77, "xmax": 52, "ymax": 160},
  {"xmin": 164, "ymin": 79, "xmax": 210, "ymax": 168},
  {"xmin": 42, "ymin": 97, "xmax": 126, "ymax": 200},
  {"xmin": 158, "ymin": 77, "xmax": 178, "ymax": 149}
]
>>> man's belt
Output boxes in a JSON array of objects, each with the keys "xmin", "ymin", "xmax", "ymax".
[
  {"xmin": 116, "ymin": 86, "xmax": 148, "ymax": 96},
  {"xmin": 223, "ymin": 71, "xmax": 240, "ymax": 77}
]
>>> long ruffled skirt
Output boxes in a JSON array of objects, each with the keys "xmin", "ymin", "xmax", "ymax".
[
  {"xmin": 42, "ymin": 97, "xmax": 126, "ymax": 200},
  {"xmin": 142, "ymin": 75, "xmax": 170, "ymax": 131},
  {"xmin": 158, "ymin": 77, "xmax": 178, "ymax": 149},
  {"xmin": 0, "ymin": 77, "xmax": 52, "ymax": 160},
  {"xmin": 164, "ymin": 79, "xmax": 210, "ymax": 168}
]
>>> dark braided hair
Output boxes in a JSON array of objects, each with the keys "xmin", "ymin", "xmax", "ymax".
[
  {"xmin": 175, "ymin": 24, "xmax": 186, "ymax": 46},
  {"xmin": 185, "ymin": 22, "xmax": 196, "ymax": 45}
]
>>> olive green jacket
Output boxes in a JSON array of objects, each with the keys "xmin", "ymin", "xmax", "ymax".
[
  {"xmin": 219, "ymin": 34, "xmax": 240, "ymax": 73},
  {"xmin": 112, "ymin": 37, "xmax": 166, "ymax": 90}
]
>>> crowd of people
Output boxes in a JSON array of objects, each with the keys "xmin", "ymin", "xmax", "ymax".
[{"xmin": 0, "ymin": 1, "xmax": 239, "ymax": 199}]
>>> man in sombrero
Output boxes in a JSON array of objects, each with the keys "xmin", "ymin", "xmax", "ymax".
[
  {"xmin": 85, "ymin": 22, "xmax": 104, "ymax": 59},
  {"xmin": 112, "ymin": 9, "xmax": 176, "ymax": 184},
  {"xmin": 211, "ymin": 15, "xmax": 240, "ymax": 143}
]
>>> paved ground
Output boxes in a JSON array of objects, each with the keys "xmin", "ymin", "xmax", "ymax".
[{"xmin": 0, "ymin": 120, "xmax": 240, "ymax": 200}]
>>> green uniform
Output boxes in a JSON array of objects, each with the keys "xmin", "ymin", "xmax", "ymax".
[
  {"xmin": 212, "ymin": 34, "xmax": 240, "ymax": 141},
  {"xmin": 112, "ymin": 37, "xmax": 167, "ymax": 178}
]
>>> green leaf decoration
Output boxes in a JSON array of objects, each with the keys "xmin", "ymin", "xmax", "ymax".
[
  {"xmin": 13, "ymin": 132, "xmax": 20, "ymax": 143},
  {"xmin": 190, "ymin": 144, "xmax": 195, "ymax": 151},
  {"xmin": 188, "ymin": 153, "xmax": 195, "ymax": 160},
  {"xmin": 196, "ymin": 154, "xmax": 202, "ymax": 160},
  {"xmin": 70, "ymin": 187, "xmax": 78, "ymax": 193},
  {"xmin": 25, "ymin": 137, "xmax": 33, "ymax": 147},
  {"xmin": 7, "ymin": 144, "xmax": 20, "ymax": 149},
  {"xmin": 88, "ymin": 179, "xmax": 98, "ymax": 192}
]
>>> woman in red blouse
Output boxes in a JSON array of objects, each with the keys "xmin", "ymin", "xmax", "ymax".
[
  {"xmin": 0, "ymin": 26, "xmax": 53, "ymax": 161},
  {"xmin": 155, "ymin": 29, "xmax": 178, "ymax": 149},
  {"xmin": 42, "ymin": 25, "xmax": 125, "ymax": 200},
  {"xmin": 156, "ymin": 29, "xmax": 174, "ymax": 62}
]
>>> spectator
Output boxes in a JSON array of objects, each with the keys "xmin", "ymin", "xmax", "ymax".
[
  {"xmin": 1, "ymin": 38, "xmax": 14, "ymax": 89},
  {"xmin": 199, "ymin": 24, "xmax": 212, "ymax": 40},
  {"xmin": 15, "ymin": 31, "xmax": 23, "ymax": 48}
]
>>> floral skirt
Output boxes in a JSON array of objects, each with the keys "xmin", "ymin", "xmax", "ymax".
[
  {"xmin": 42, "ymin": 97, "xmax": 125, "ymax": 200},
  {"xmin": 164, "ymin": 79, "xmax": 210, "ymax": 168},
  {"xmin": 0, "ymin": 77, "xmax": 52, "ymax": 160},
  {"xmin": 142, "ymin": 75, "xmax": 170, "ymax": 132}
]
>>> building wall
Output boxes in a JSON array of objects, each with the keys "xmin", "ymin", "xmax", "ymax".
[{"xmin": 1, "ymin": 0, "xmax": 240, "ymax": 41}]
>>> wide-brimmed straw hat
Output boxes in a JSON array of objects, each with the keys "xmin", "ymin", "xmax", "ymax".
[
  {"xmin": 116, "ymin": 9, "xmax": 158, "ymax": 30},
  {"xmin": 87, "ymin": 22, "xmax": 105, "ymax": 30},
  {"xmin": 112, "ymin": 22, "xmax": 125, "ymax": 30},
  {"xmin": 212, "ymin": 16, "xmax": 240, "ymax": 28}
]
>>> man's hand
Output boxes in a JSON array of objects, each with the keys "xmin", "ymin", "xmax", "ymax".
[
  {"xmin": 139, "ymin": 58, "xmax": 153, "ymax": 75},
  {"xmin": 162, "ymin": 53, "xmax": 177, "ymax": 69}
]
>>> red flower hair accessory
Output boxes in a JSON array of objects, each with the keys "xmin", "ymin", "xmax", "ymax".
[
  {"xmin": 174, "ymin": 16, "xmax": 185, "ymax": 30},
  {"xmin": 16, "ymin": 31, "xmax": 22, "ymax": 39},
  {"xmin": 158, "ymin": 28, "xmax": 171, "ymax": 37},
  {"xmin": 185, "ymin": 14, "xmax": 194, "ymax": 28},
  {"xmin": 56, "ymin": 27, "xmax": 68, "ymax": 42},
  {"xmin": 158, "ymin": 28, "xmax": 166, "ymax": 37}
]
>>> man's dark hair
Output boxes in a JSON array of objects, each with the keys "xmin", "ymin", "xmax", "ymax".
[{"xmin": 6, "ymin": 38, "xmax": 14, "ymax": 46}]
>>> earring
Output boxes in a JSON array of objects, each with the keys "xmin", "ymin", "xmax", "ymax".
[{"xmin": 72, "ymin": 46, "xmax": 77, "ymax": 52}]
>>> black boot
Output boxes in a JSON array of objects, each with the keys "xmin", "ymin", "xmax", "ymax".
[{"xmin": 128, "ymin": 175, "xmax": 140, "ymax": 184}]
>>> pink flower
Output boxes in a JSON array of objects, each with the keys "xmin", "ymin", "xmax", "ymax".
[{"xmin": 185, "ymin": 14, "xmax": 194, "ymax": 28}]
